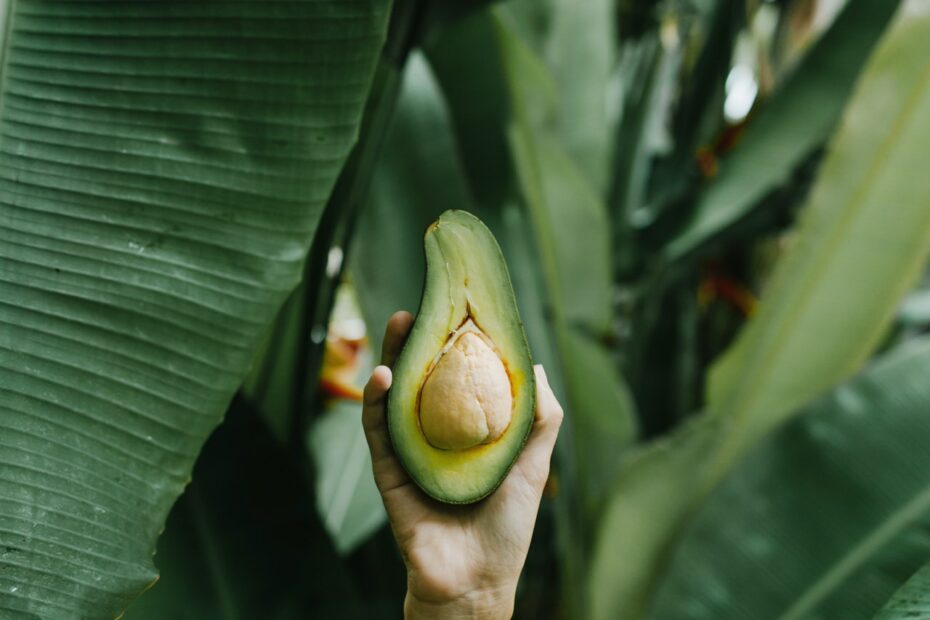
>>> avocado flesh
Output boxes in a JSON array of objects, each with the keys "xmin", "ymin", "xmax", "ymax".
[{"xmin": 387, "ymin": 210, "xmax": 536, "ymax": 504}]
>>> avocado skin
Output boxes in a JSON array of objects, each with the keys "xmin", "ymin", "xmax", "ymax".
[{"xmin": 386, "ymin": 210, "xmax": 536, "ymax": 504}]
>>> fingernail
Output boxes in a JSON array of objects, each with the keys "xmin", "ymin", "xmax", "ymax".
[{"xmin": 375, "ymin": 365, "xmax": 393, "ymax": 387}]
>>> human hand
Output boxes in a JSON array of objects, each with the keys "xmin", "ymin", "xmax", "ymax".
[{"xmin": 362, "ymin": 311, "xmax": 564, "ymax": 620}]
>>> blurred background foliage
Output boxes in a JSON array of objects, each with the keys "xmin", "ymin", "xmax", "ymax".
[
  {"xmin": 117, "ymin": 0, "xmax": 930, "ymax": 617},
  {"xmin": 3, "ymin": 0, "xmax": 930, "ymax": 618}
]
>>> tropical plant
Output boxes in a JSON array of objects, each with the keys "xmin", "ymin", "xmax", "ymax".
[{"xmin": 2, "ymin": 0, "xmax": 930, "ymax": 618}]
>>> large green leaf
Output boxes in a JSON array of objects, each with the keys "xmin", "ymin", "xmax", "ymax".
[
  {"xmin": 874, "ymin": 560, "xmax": 930, "ymax": 620},
  {"xmin": 648, "ymin": 337, "xmax": 930, "ymax": 620},
  {"xmin": 587, "ymin": 415, "xmax": 722, "ymax": 619},
  {"xmin": 509, "ymin": 129, "xmax": 614, "ymax": 332},
  {"xmin": 0, "ymin": 2, "xmax": 389, "ymax": 616},
  {"xmin": 665, "ymin": 0, "xmax": 901, "ymax": 260},
  {"xmin": 542, "ymin": 0, "xmax": 614, "ymax": 194},
  {"xmin": 560, "ymin": 329, "xmax": 638, "ymax": 513},
  {"xmin": 590, "ymin": 4, "xmax": 930, "ymax": 618},
  {"xmin": 425, "ymin": 13, "xmax": 515, "ymax": 209}
]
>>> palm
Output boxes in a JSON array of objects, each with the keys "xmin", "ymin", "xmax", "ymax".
[
  {"xmin": 379, "ymin": 458, "xmax": 544, "ymax": 602},
  {"xmin": 362, "ymin": 311, "xmax": 563, "ymax": 607}
]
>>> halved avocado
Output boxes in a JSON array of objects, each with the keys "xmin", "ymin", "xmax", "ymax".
[{"xmin": 387, "ymin": 210, "xmax": 536, "ymax": 504}]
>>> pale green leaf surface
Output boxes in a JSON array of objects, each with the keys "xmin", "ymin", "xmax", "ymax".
[
  {"xmin": 649, "ymin": 337, "xmax": 930, "ymax": 620},
  {"xmin": 543, "ymin": 0, "xmax": 614, "ymax": 193},
  {"xmin": 498, "ymin": 203, "xmax": 560, "ymax": 381},
  {"xmin": 666, "ymin": 0, "xmax": 901, "ymax": 260},
  {"xmin": 497, "ymin": 13, "xmax": 613, "ymax": 333},
  {"xmin": 874, "ymin": 560, "xmax": 930, "ymax": 620},
  {"xmin": 0, "ymin": 2, "xmax": 389, "ymax": 616},
  {"xmin": 310, "ymin": 400, "xmax": 386, "ymax": 555},
  {"xmin": 591, "ymin": 5, "xmax": 930, "ymax": 618},
  {"xmin": 561, "ymin": 328, "xmax": 638, "ymax": 515},
  {"xmin": 519, "ymin": 132, "xmax": 614, "ymax": 332},
  {"xmin": 588, "ymin": 415, "xmax": 721, "ymax": 620}
]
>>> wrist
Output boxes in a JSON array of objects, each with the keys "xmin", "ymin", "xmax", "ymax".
[{"xmin": 404, "ymin": 585, "xmax": 515, "ymax": 619}]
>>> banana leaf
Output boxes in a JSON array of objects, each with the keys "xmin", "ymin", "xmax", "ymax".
[{"xmin": 0, "ymin": 2, "xmax": 389, "ymax": 616}]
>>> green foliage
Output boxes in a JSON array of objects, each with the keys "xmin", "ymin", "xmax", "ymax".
[
  {"xmin": 0, "ymin": 1, "xmax": 388, "ymax": 616},
  {"xmin": 543, "ymin": 0, "xmax": 616, "ymax": 193},
  {"xmin": 706, "ymin": 0, "xmax": 930, "ymax": 458},
  {"xmin": 590, "ymin": 4, "xmax": 930, "ymax": 617},
  {"xmin": 650, "ymin": 337, "xmax": 930, "ymax": 619},
  {"xmin": 666, "ymin": 0, "xmax": 902, "ymax": 260},
  {"xmin": 4, "ymin": 0, "xmax": 930, "ymax": 617}
]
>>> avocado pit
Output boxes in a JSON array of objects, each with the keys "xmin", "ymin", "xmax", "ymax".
[{"xmin": 418, "ymin": 320, "xmax": 513, "ymax": 451}]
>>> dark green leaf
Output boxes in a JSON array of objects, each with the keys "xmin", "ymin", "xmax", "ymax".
[
  {"xmin": 425, "ymin": 13, "xmax": 515, "ymax": 209},
  {"xmin": 240, "ymin": 286, "xmax": 306, "ymax": 443},
  {"xmin": 587, "ymin": 415, "xmax": 722, "ymax": 620},
  {"xmin": 0, "ymin": 2, "xmax": 389, "ymax": 615},
  {"xmin": 649, "ymin": 337, "xmax": 930, "ymax": 620}
]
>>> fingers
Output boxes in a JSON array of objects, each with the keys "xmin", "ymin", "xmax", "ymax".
[
  {"xmin": 362, "ymin": 365, "xmax": 411, "ymax": 494},
  {"xmin": 532, "ymin": 365, "xmax": 564, "ymax": 430},
  {"xmin": 381, "ymin": 310, "xmax": 414, "ymax": 367},
  {"xmin": 512, "ymin": 365, "xmax": 564, "ymax": 492},
  {"xmin": 362, "ymin": 365, "xmax": 392, "ymax": 436}
]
